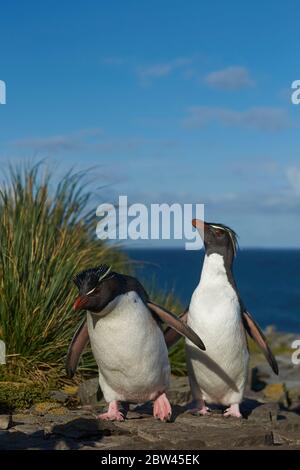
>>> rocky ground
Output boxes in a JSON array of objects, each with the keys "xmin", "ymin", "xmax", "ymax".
[{"xmin": 0, "ymin": 331, "xmax": 300, "ymax": 450}]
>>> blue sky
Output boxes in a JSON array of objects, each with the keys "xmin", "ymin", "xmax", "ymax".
[{"xmin": 0, "ymin": 1, "xmax": 300, "ymax": 247}]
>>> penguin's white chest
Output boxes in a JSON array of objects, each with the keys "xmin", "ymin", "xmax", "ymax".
[
  {"xmin": 186, "ymin": 254, "xmax": 249, "ymax": 405},
  {"xmin": 87, "ymin": 291, "xmax": 170, "ymax": 403}
]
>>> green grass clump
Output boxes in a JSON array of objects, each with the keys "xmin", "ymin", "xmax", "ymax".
[
  {"xmin": 0, "ymin": 381, "xmax": 49, "ymax": 411},
  {"xmin": 0, "ymin": 163, "xmax": 128, "ymax": 384}
]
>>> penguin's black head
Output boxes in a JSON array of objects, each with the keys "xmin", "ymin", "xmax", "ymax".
[
  {"xmin": 192, "ymin": 219, "xmax": 238, "ymax": 263},
  {"xmin": 73, "ymin": 264, "xmax": 115, "ymax": 314}
]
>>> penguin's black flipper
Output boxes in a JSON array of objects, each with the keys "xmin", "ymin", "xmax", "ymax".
[
  {"xmin": 164, "ymin": 310, "xmax": 188, "ymax": 349},
  {"xmin": 65, "ymin": 319, "xmax": 89, "ymax": 378},
  {"xmin": 147, "ymin": 302, "xmax": 205, "ymax": 351},
  {"xmin": 242, "ymin": 310, "xmax": 279, "ymax": 375}
]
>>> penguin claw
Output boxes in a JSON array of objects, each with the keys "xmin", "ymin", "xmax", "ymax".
[
  {"xmin": 97, "ymin": 401, "xmax": 125, "ymax": 421},
  {"xmin": 187, "ymin": 406, "xmax": 210, "ymax": 416},
  {"xmin": 153, "ymin": 393, "xmax": 172, "ymax": 422},
  {"xmin": 186, "ymin": 400, "xmax": 210, "ymax": 416},
  {"xmin": 223, "ymin": 404, "xmax": 242, "ymax": 418}
]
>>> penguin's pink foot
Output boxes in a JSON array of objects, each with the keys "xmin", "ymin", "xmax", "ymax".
[
  {"xmin": 187, "ymin": 399, "xmax": 210, "ymax": 416},
  {"xmin": 223, "ymin": 404, "xmax": 242, "ymax": 418},
  {"xmin": 153, "ymin": 393, "xmax": 172, "ymax": 422},
  {"xmin": 97, "ymin": 401, "xmax": 125, "ymax": 421}
]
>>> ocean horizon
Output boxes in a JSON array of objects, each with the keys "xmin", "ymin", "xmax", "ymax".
[{"xmin": 125, "ymin": 248, "xmax": 300, "ymax": 334}]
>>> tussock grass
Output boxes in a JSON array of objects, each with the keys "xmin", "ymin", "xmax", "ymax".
[{"xmin": 0, "ymin": 163, "xmax": 128, "ymax": 384}]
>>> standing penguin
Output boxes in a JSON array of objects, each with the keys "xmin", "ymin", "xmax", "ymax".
[
  {"xmin": 165, "ymin": 219, "xmax": 278, "ymax": 418},
  {"xmin": 66, "ymin": 264, "xmax": 205, "ymax": 422}
]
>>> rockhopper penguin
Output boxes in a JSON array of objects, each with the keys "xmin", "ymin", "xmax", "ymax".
[
  {"xmin": 165, "ymin": 219, "xmax": 278, "ymax": 418},
  {"xmin": 66, "ymin": 265, "xmax": 205, "ymax": 421}
]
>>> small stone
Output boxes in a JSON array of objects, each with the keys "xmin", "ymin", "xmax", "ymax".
[{"xmin": 0, "ymin": 415, "xmax": 11, "ymax": 430}]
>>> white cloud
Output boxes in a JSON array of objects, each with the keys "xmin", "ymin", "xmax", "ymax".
[
  {"xmin": 12, "ymin": 128, "xmax": 104, "ymax": 153},
  {"xmin": 14, "ymin": 136, "xmax": 83, "ymax": 153},
  {"xmin": 10, "ymin": 130, "xmax": 178, "ymax": 157},
  {"xmin": 286, "ymin": 166, "xmax": 300, "ymax": 196},
  {"xmin": 205, "ymin": 164, "xmax": 300, "ymax": 214},
  {"xmin": 102, "ymin": 55, "xmax": 194, "ymax": 84},
  {"xmin": 183, "ymin": 106, "xmax": 290, "ymax": 132},
  {"xmin": 137, "ymin": 57, "xmax": 192, "ymax": 82},
  {"xmin": 204, "ymin": 66, "xmax": 255, "ymax": 90}
]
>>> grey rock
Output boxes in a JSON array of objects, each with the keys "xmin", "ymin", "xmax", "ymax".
[
  {"xmin": 12, "ymin": 414, "xmax": 38, "ymax": 425},
  {"xmin": 0, "ymin": 414, "xmax": 12, "ymax": 430},
  {"xmin": 12, "ymin": 424, "xmax": 43, "ymax": 436},
  {"xmin": 78, "ymin": 378, "xmax": 104, "ymax": 405},
  {"xmin": 247, "ymin": 402, "xmax": 279, "ymax": 423},
  {"xmin": 49, "ymin": 390, "xmax": 68, "ymax": 404},
  {"xmin": 42, "ymin": 414, "xmax": 72, "ymax": 424},
  {"xmin": 1, "ymin": 374, "xmax": 300, "ymax": 450}
]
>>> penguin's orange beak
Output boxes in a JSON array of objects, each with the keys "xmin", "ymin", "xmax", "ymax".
[
  {"xmin": 192, "ymin": 219, "xmax": 205, "ymax": 239},
  {"xmin": 73, "ymin": 296, "xmax": 89, "ymax": 311}
]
